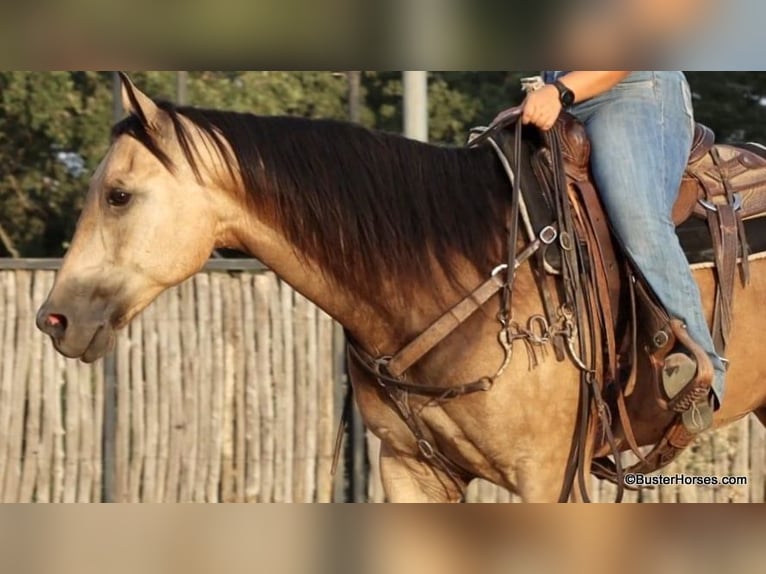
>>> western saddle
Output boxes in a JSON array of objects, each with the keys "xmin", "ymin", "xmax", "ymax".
[{"xmin": 540, "ymin": 112, "xmax": 766, "ymax": 484}]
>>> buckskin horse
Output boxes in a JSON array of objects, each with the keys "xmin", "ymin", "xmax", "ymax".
[{"xmin": 36, "ymin": 73, "xmax": 766, "ymax": 502}]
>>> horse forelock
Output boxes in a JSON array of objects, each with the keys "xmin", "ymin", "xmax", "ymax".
[{"xmin": 111, "ymin": 101, "xmax": 511, "ymax": 300}]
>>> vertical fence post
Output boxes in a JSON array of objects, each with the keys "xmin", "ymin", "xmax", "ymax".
[
  {"xmin": 112, "ymin": 71, "xmax": 123, "ymax": 121},
  {"xmin": 350, "ymin": 377, "xmax": 367, "ymax": 501},
  {"xmin": 332, "ymin": 323, "xmax": 348, "ymax": 502},
  {"xmin": 344, "ymin": 71, "xmax": 368, "ymax": 502},
  {"xmin": 100, "ymin": 72, "xmax": 124, "ymax": 503},
  {"xmin": 101, "ymin": 353, "xmax": 118, "ymax": 502}
]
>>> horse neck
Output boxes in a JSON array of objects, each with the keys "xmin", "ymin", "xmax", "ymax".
[
  {"xmin": 225, "ymin": 213, "xmax": 398, "ymax": 355},
  {"xmin": 227, "ymin": 208, "xmax": 491, "ymax": 358},
  {"xmin": 205, "ymin": 120, "xmax": 509, "ymax": 356}
]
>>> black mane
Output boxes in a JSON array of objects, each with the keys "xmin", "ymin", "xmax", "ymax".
[{"xmin": 112, "ymin": 103, "xmax": 511, "ymax": 298}]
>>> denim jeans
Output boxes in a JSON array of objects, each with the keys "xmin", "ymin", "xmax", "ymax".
[{"xmin": 546, "ymin": 71, "xmax": 726, "ymax": 403}]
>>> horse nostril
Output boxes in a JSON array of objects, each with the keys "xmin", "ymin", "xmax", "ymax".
[{"xmin": 43, "ymin": 313, "xmax": 68, "ymax": 337}]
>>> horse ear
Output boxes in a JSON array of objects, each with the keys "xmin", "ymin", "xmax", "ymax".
[{"xmin": 118, "ymin": 72, "xmax": 163, "ymax": 130}]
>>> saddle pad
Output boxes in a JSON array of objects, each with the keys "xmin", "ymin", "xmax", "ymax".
[{"xmin": 678, "ymin": 215, "xmax": 766, "ymax": 265}]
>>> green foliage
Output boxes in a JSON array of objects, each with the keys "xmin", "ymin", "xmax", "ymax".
[
  {"xmin": 0, "ymin": 71, "xmax": 113, "ymax": 256},
  {"xmin": 1, "ymin": 72, "xmax": 765, "ymax": 257},
  {"xmin": 0, "ymin": 71, "xmax": 354, "ymax": 257},
  {"xmin": 686, "ymin": 72, "xmax": 766, "ymax": 143},
  {"xmin": 361, "ymin": 71, "xmax": 526, "ymax": 144}
]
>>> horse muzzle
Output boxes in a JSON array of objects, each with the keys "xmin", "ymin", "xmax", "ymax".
[{"xmin": 36, "ymin": 301, "xmax": 117, "ymax": 363}]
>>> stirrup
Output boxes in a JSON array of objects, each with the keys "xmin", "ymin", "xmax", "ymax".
[
  {"xmin": 661, "ymin": 352, "xmax": 714, "ymax": 433},
  {"xmin": 681, "ymin": 395, "xmax": 714, "ymax": 434},
  {"xmin": 663, "ymin": 321, "xmax": 715, "ymax": 406},
  {"xmin": 662, "ymin": 353, "xmax": 703, "ymax": 412}
]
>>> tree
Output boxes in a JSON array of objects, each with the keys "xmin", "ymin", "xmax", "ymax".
[{"xmin": 0, "ymin": 71, "xmax": 113, "ymax": 257}]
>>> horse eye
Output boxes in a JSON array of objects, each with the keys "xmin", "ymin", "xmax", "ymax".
[{"xmin": 106, "ymin": 188, "xmax": 132, "ymax": 207}]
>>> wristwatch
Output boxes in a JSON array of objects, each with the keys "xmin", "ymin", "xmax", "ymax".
[{"xmin": 553, "ymin": 80, "xmax": 575, "ymax": 107}]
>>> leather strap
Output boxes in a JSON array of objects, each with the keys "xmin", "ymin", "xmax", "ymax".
[
  {"xmin": 349, "ymin": 341, "xmax": 494, "ymax": 399},
  {"xmin": 623, "ymin": 267, "xmax": 639, "ymax": 397},
  {"xmin": 570, "ymin": 181, "xmax": 620, "ymax": 381},
  {"xmin": 594, "ymin": 418, "xmax": 695, "ymax": 483},
  {"xmin": 711, "ymin": 146, "xmax": 751, "ymax": 286},
  {"xmin": 573, "ymin": 182, "xmax": 621, "ymax": 323},
  {"xmin": 704, "ymin": 146, "xmax": 749, "ymax": 355},
  {"xmin": 712, "ymin": 205, "xmax": 737, "ymax": 352},
  {"xmin": 615, "ymin": 385, "xmax": 647, "ymax": 464},
  {"xmin": 479, "ymin": 105, "xmax": 524, "ymax": 144},
  {"xmin": 386, "ymin": 274, "xmax": 505, "ymax": 378}
]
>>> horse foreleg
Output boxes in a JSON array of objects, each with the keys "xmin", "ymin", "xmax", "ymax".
[{"xmin": 379, "ymin": 442, "xmax": 467, "ymax": 503}]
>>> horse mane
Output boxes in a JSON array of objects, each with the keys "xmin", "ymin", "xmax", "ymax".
[{"xmin": 112, "ymin": 103, "xmax": 511, "ymax": 298}]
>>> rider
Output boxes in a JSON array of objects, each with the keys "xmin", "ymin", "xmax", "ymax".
[{"xmin": 518, "ymin": 71, "xmax": 725, "ymax": 432}]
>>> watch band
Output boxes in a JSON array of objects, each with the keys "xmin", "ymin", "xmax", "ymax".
[{"xmin": 553, "ymin": 80, "xmax": 575, "ymax": 107}]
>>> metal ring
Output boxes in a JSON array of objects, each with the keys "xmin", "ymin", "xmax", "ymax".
[
  {"xmin": 653, "ymin": 331, "xmax": 669, "ymax": 349},
  {"xmin": 373, "ymin": 355, "xmax": 393, "ymax": 374},
  {"xmin": 698, "ymin": 193, "xmax": 742, "ymax": 213},
  {"xmin": 540, "ymin": 225, "xmax": 558, "ymax": 245},
  {"xmin": 417, "ymin": 439, "xmax": 435, "ymax": 459}
]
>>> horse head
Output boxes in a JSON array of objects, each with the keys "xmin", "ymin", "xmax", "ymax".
[{"xmin": 36, "ymin": 74, "xmax": 231, "ymax": 362}]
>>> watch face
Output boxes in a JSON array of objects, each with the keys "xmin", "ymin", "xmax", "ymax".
[{"xmin": 555, "ymin": 81, "xmax": 574, "ymax": 106}]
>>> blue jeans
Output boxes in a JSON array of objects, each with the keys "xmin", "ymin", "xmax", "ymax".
[{"xmin": 549, "ymin": 71, "xmax": 726, "ymax": 403}]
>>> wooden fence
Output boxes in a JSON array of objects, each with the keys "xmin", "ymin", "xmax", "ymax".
[
  {"xmin": 0, "ymin": 260, "xmax": 765, "ymax": 502},
  {"xmin": 0, "ymin": 261, "xmax": 348, "ymax": 502}
]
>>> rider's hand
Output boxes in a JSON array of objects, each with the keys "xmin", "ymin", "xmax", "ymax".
[{"xmin": 521, "ymin": 85, "xmax": 562, "ymax": 131}]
